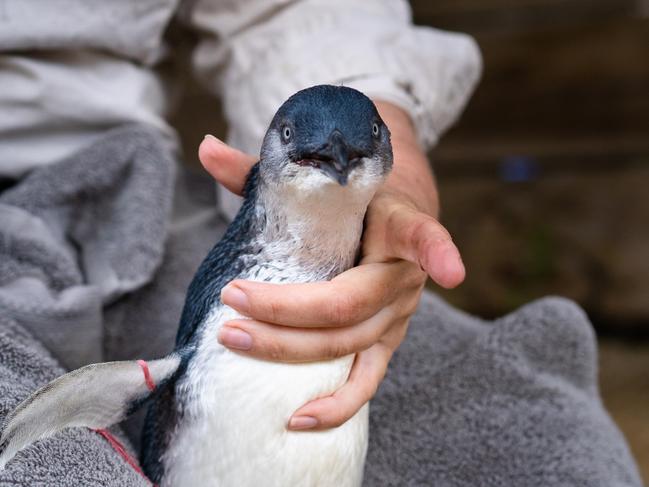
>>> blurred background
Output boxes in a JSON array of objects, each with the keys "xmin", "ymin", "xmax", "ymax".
[{"xmin": 167, "ymin": 0, "xmax": 649, "ymax": 481}]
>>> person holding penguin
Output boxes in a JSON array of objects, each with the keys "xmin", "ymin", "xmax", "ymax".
[{"xmin": 0, "ymin": 1, "xmax": 641, "ymax": 485}]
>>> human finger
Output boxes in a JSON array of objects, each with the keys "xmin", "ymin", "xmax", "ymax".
[
  {"xmin": 198, "ymin": 135, "xmax": 256, "ymax": 195},
  {"xmin": 220, "ymin": 261, "xmax": 421, "ymax": 327},
  {"xmin": 287, "ymin": 343, "xmax": 393, "ymax": 430}
]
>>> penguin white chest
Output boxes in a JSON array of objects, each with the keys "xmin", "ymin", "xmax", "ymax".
[{"xmin": 162, "ymin": 281, "xmax": 369, "ymax": 486}]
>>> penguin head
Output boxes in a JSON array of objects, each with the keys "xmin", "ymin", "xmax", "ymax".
[{"xmin": 259, "ymin": 85, "xmax": 393, "ymax": 195}]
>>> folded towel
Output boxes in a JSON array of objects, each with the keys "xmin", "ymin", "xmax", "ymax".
[{"xmin": 0, "ymin": 124, "xmax": 175, "ymax": 370}]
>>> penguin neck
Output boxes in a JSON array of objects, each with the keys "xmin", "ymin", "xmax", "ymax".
[{"xmin": 255, "ymin": 180, "xmax": 374, "ymax": 273}]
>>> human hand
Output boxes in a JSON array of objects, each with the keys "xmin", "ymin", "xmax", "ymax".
[{"xmin": 199, "ymin": 100, "xmax": 464, "ymax": 431}]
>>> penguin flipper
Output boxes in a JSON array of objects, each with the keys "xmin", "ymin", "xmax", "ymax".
[{"xmin": 0, "ymin": 355, "xmax": 180, "ymax": 470}]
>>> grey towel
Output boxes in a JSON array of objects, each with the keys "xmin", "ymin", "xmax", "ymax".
[
  {"xmin": 0, "ymin": 124, "xmax": 642, "ymax": 486},
  {"xmin": 365, "ymin": 294, "xmax": 642, "ymax": 486},
  {"xmin": 0, "ymin": 316, "xmax": 148, "ymax": 486},
  {"xmin": 0, "ymin": 124, "xmax": 175, "ymax": 370}
]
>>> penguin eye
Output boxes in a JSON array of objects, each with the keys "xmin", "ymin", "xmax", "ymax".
[
  {"xmin": 282, "ymin": 126, "xmax": 292, "ymax": 142},
  {"xmin": 372, "ymin": 122, "xmax": 380, "ymax": 138}
]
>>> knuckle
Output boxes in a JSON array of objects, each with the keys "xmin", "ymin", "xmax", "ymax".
[
  {"xmin": 327, "ymin": 338, "xmax": 351, "ymax": 359},
  {"xmin": 401, "ymin": 262, "xmax": 427, "ymax": 289},
  {"xmin": 321, "ymin": 403, "xmax": 355, "ymax": 428},
  {"xmin": 327, "ymin": 294, "xmax": 357, "ymax": 324},
  {"xmin": 394, "ymin": 304, "xmax": 414, "ymax": 322},
  {"xmin": 386, "ymin": 205, "xmax": 412, "ymax": 230},
  {"xmin": 328, "ymin": 414, "xmax": 348, "ymax": 428},
  {"xmin": 263, "ymin": 336, "xmax": 286, "ymax": 361},
  {"xmin": 266, "ymin": 299, "xmax": 284, "ymax": 323}
]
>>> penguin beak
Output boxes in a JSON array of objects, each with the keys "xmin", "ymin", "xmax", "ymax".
[
  {"xmin": 296, "ymin": 130, "xmax": 365, "ymax": 186},
  {"xmin": 322, "ymin": 130, "xmax": 353, "ymax": 186}
]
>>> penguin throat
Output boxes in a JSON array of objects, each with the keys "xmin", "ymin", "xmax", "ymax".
[{"xmin": 255, "ymin": 182, "xmax": 373, "ymax": 271}]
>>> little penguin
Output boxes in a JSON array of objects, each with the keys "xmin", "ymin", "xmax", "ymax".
[{"xmin": 0, "ymin": 85, "xmax": 393, "ymax": 486}]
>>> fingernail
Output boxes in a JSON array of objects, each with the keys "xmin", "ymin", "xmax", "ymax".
[
  {"xmin": 218, "ymin": 327, "xmax": 252, "ymax": 351},
  {"xmin": 221, "ymin": 284, "xmax": 249, "ymax": 313},
  {"xmin": 204, "ymin": 134, "xmax": 224, "ymax": 144},
  {"xmin": 288, "ymin": 416, "xmax": 318, "ymax": 430}
]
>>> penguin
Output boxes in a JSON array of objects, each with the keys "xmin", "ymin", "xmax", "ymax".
[{"xmin": 0, "ymin": 84, "xmax": 393, "ymax": 487}]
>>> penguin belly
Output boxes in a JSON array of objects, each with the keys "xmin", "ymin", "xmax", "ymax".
[{"xmin": 162, "ymin": 303, "xmax": 369, "ymax": 487}]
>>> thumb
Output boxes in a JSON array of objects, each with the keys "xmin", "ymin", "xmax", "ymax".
[
  {"xmin": 199, "ymin": 135, "xmax": 257, "ymax": 196},
  {"xmin": 386, "ymin": 206, "xmax": 465, "ymax": 289}
]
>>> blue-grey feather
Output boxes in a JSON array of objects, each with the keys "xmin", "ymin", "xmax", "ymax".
[{"xmin": 175, "ymin": 162, "xmax": 264, "ymax": 349}]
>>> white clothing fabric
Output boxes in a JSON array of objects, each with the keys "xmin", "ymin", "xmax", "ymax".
[{"xmin": 0, "ymin": 0, "xmax": 481, "ymax": 217}]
